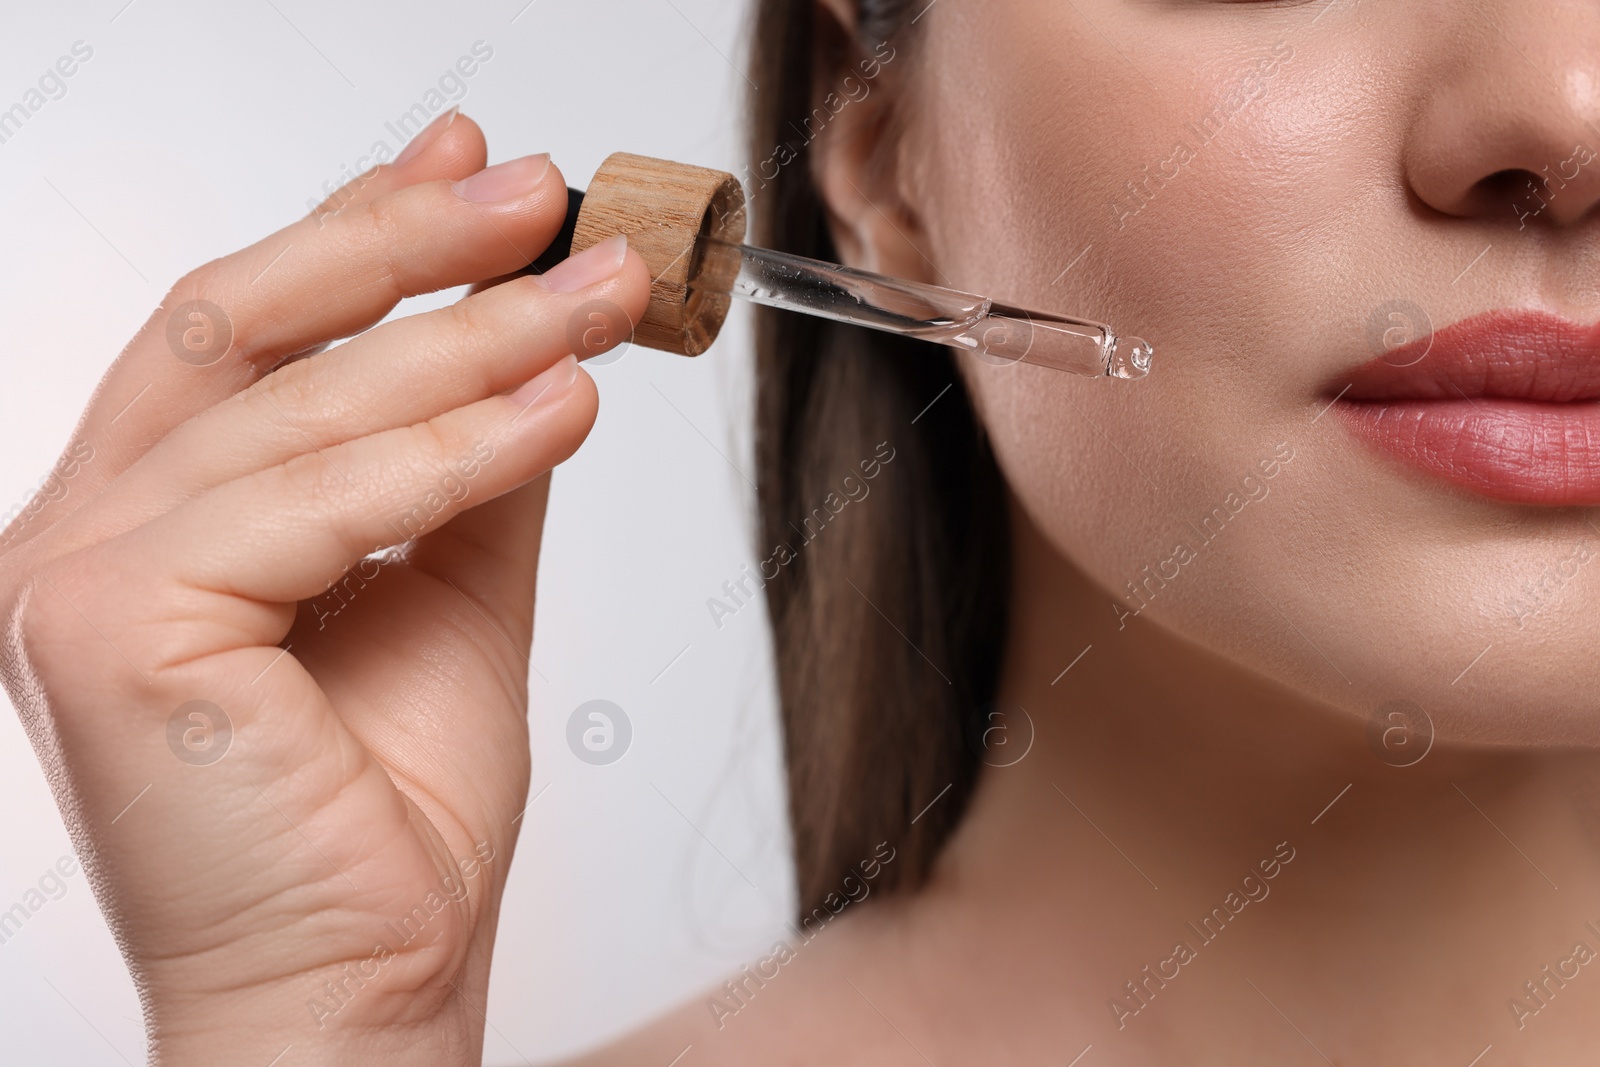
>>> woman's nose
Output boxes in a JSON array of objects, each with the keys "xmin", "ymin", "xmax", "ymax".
[{"xmin": 1404, "ymin": 6, "xmax": 1600, "ymax": 229}]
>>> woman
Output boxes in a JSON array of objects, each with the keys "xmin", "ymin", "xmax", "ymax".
[{"xmin": 5, "ymin": 0, "xmax": 1600, "ymax": 1061}]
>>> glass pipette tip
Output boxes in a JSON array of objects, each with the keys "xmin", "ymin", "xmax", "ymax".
[{"xmin": 686, "ymin": 237, "xmax": 1152, "ymax": 380}]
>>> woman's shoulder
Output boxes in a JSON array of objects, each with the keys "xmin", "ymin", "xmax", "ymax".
[{"xmin": 560, "ymin": 895, "xmax": 934, "ymax": 1067}]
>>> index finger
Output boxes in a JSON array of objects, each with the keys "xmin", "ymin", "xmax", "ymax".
[{"xmin": 14, "ymin": 114, "xmax": 573, "ymax": 552}]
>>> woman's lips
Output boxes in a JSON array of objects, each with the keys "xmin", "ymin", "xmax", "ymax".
[{"xmin": 1330, "ymin": 309, "xmax": 1600, "ymax": 506}]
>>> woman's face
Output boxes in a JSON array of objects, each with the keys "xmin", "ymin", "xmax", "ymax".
[{"xmin": 858, "ymin": 0, "xmax": 1600, "ymax": 744}]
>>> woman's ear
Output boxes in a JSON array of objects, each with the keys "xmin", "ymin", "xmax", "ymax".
[{"xmin": 806, "ymin": 0, "xmax": 936, "ymax": 282}]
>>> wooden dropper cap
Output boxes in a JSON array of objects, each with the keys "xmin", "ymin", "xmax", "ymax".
[{"xmin": 527, "ymin": 152, "xmax": 747, "ymax": 357}]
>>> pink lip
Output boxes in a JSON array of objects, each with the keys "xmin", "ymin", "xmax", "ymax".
[{"xmin": 1330, "ymin": 309, "xmax": 1600, "ymax": 506}]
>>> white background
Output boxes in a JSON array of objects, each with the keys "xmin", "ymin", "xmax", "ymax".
[{"xmin": 0, "ymin": 2, "xmax": 794, "ymax": 1063}]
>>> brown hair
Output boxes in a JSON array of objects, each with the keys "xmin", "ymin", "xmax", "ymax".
[{"xmin": 746, "ymin": 1, "xmax": 1012, "ymax": 915}]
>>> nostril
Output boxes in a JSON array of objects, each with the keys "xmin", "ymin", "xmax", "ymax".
[
  {"xmin": 1477, "ymin": 168, "xmax": 1528, "ymax": 200},
  {"xmin": 1472, "ymin": 167, "xmax": 1569, "ymax": 227},
  {"xmin": 1476, "ymin": 167, "xmax": 1537, "ymax": 210}
]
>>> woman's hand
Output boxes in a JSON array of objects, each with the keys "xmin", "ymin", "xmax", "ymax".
[{"xmin": 0, "ymin": 112, "xmax": 650, "ymax": 1065}]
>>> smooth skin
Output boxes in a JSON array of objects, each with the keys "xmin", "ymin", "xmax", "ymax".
[
  {"xmin": 0, "ymin": 112, "xmax": 651, "ymax": 1065},
  {"xmin": 12, "ymin": 0, "xmax": 1600, "ymax": 1064},
  {"xmin": 586, "ymin": 0, "xmax": 1600, "ymax": 1064}
]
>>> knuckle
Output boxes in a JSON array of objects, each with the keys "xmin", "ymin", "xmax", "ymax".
[
  {"xmin": 380, "ymin": 422, "xmax": 468, "ymax": 540},
  {"xmin": 268, "ymin": 448, "xmax": 350, "ymax": 513},
  {"xmin": 165, "ymin": 259, "xmax": 223, "ymax": 306},
  {"xmin": 354, "ymin": 192, "xmax": 401, "ymax": 249},
  {"xmin": 161, "ymin": 259, "xmax": 247, "ymax": 366},
  {"xmin": 8, "ymin": 561, "xmax": 92, "ymax": 687},
  {"xmin": 250, "ymin": 353, "xmax": 327, "ymax": 422},
  {"xmin": 7, "ymin": 556, "xmax": 192, "ymax": 723},
  {"xmin": 3, "ymin": 558, "xmax": 142, "ymax": 754},
  {"xmin": 359, "ymin": 184, "xmax": 403, "ymax": 232},
  {"xmin": 350, "ymin": 194, "xmax": 413, "ymax": 301},
  {"xmin": 445, "ymin": 286, "xmax": 514, "ymax": 348},
  {"xmin": 309, "ymin": 171, "xmax": 367, "ymax": 224},
  {"xmin": 402, "ymin": 419, "xmax": 455, "ymax": 474}
]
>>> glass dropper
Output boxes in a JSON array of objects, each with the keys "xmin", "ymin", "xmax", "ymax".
[
  {"xmin": 527, "ymin": 185, "xmax": 1152, "ymax": 380},
  {"xmin": 684, "ymin": 237, "xmax": 1152, "ymax": 379}
]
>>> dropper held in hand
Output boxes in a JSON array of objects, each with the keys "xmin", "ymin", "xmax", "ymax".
[{"xmin": 526, "ymin": 152, "xmax": 1152, "ymax": 379}]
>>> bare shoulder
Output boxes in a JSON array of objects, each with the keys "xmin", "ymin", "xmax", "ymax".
[{"xmin": 558, "ymin": 892, "xmax": 934, "ymax": 1067}]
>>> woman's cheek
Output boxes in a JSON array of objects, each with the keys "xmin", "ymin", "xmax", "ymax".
[
  {"xmin": 923, "ymin": 0, "xmax": 1600, "ymax": 742},
  {"xmin": 936, "ymin": 6, "xmax": 1399, "ymax": 705}
]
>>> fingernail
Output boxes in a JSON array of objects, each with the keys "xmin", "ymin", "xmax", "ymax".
[
  {"xmin": 454, "ymin": 153, "xmax": 554, "ymax": 204},
  {"xmin": 394, "ymin": 108, "xmax": 458, "ymax": 165},
  {"xmin": 533, "ymin": 235, "xmax": 629, "ymax": 293},
  {"xmin": 510, "ymin": 354, "xmax": 579, "ymax": 410}
]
